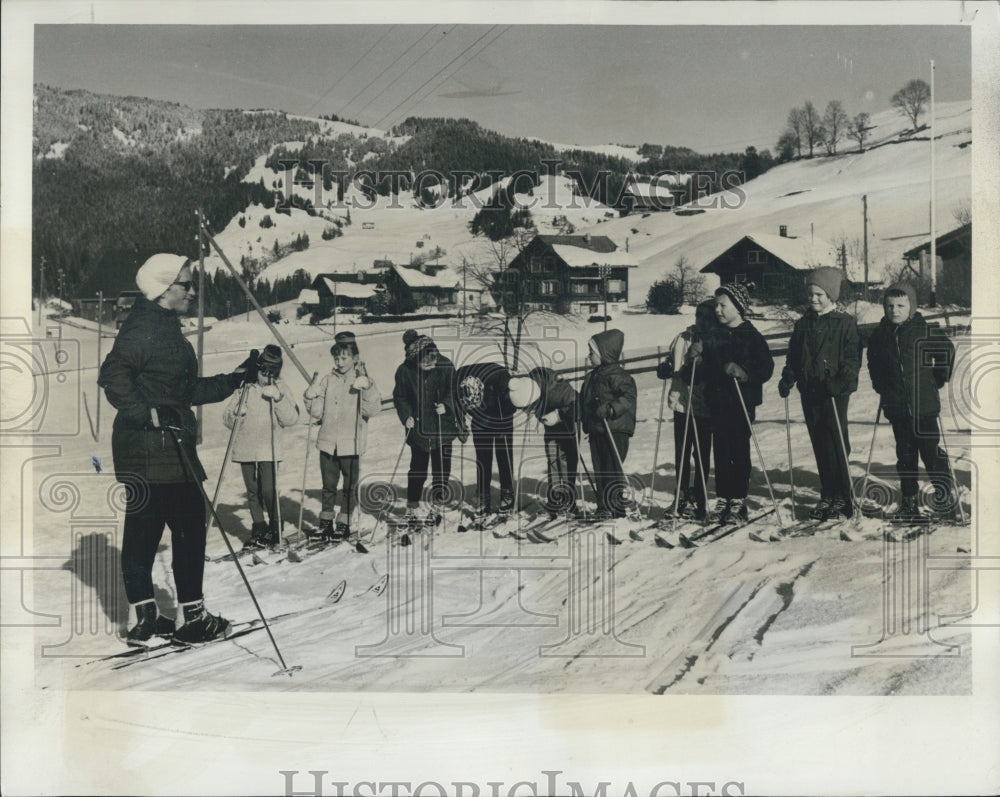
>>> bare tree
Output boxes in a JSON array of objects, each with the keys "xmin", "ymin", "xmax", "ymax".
[
  {"xmin": 848, "ymin": 112, "xmax": 872, "ymax": 153},
  {"xmin": 951, "ymin": 200, "xmax": 971, "ymax": 226},
  {"xmin": 822, "ymin": 100, "xmax": 849, "ymax": 155},
  {"xmin": 891, "ymin": 79, "xmax": 931, "ymax": 129},
  {"xmin": 801, "ymin": 102, "xmax": 824, "ymax": 157},
  {"xmin": 669, "ymin": 256, "xmax": 707, "ymax": 305},
  {"xmin": 786, "ymin": 107, "xmax": 805, "ymax": 158}
]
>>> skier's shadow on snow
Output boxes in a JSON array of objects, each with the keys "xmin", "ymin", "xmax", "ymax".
[{"xmin": 60, "ymin": 533, "xmax": 169, "ymax": 628}]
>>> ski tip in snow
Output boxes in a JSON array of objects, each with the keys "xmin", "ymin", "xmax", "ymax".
[{"xmin": 327, "ymin": 579, "xmax": 347, "ymax": 602}]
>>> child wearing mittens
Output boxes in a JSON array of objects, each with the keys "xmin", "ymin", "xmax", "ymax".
[
  {"xmin": 222, "ymin": 345, "xmax": 300, "ymax": 549},
  {"xmin": 303, "ymin": 339, "xmax": 382, "ymax": 541},
  {"xmin": 690, "ymin": 283, "xmax": 774, "ymax": 524},
  {"xmin": 778, "ymin": 267, "xmax": 861, "ymax": 521}
]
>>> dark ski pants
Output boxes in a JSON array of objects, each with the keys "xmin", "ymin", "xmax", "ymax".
[
  {"xmin": 406, "ymin": 442, "xmax": 453, "ymax": 508},
  {"xmin": 888, "ymin": 412, "xmax": 952, "ymax": 501},
  {"xmin": 589, "ymin": 430, "xmax": 630, "ymax": 516},
  {"xmin": 121, "ymin": 480, "xmax": 206, "ymax": 605},
  {"xmin": 801, "ymin": 394, "xmax": 852, "ymax": 503},
  {"xmin": 544, "ymin": 433, "xmax": 578, "ymax": 513},
  {"xmin": 239, "ymin": 461, "xmax": 277, "ymax": 526},
  {"xmin": 712, "ymin": 404, "xmax": 754, "ymax": 500},
  {"xmin": 674, "ymin": 411, "xmax": 713, "ymax": 508},
  {"xmin": 472, "ymin": 424, "xmax": 514, "ymax": 508},
  {"xmin": 318, "ymin": 451, "xmax": 359, "ymax": 522}
]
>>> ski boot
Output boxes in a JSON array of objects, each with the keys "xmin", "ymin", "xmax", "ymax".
[
  {"xmin": 729, "ymin": 498, "xmax": 749, "ymax": 525},
  {"xmin": 890, "ymin": 495, "xmax": 925, "ymax": 524},
  {"xmin": 828, "ymin": 497, "xmax": 853, "ymax": 520},
  {"xmin": 172, "ymin": 600, "xmax": 231, "ymax": 644},
  {"xmin": 242, "ymin": 521, "xmax": 269, "ymax": 550},
  {"xmin": 333, "ymin": 521, "xmax": 351, "ymax": 541},
  {"xmin": 711, "ymin": 498, "xmax": 732, "ymax": 524},
  {"xmin": 306, "ymin": 518, "xmax": 337, "ymax": 543},
  {"xmin": 498, "ymin": 490, "xmax": 515, "ymax": 514},
  {"xmin": 809, "ymin": 498, "xmax": 832, "ymax": 521},
  {"xmin": 126, "ymin": 600, "xmax": 175, "ymax": 646}
]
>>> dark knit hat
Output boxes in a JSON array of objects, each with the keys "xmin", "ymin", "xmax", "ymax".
[
  {"xmin": 258, "ymin": 344, "xmax": 283, "ymax": 376},
  {"xmin": 715, "ymin": 282, "xmax": 754, "ymax": 316},
  {"xmin": 334, "ymin": 331, "xmax": 356, "ymax": 344},
  {"xmin": 807, "ymin": 267, "xmax": 844, "ymax": 303},
  {"xmin": 402, "ymin": 329, "xmax": 419, "ymax": 347}
]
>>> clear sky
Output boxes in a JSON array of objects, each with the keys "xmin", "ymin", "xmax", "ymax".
[{"xmin": 33, "ymin": 23, "xmax": 971, "ymax": 154}]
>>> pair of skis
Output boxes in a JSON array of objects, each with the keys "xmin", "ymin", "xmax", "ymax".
[{"xmin": 654, "ymin": 507, "xmax": 777, "ymax": 549}]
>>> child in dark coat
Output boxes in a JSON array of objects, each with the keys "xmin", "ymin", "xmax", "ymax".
[
  {"xmin": 392, "ymin": 336, "xmax": 464, "ymax": 525},
  {"xmin": 690, "ymin": 283, "xmax": 774, "ymax": 524},
  {"xmin": 455, "ymin": 361, "xmax": 516, "ymax": 518},
  {"xmin": 866, "ymin": 284, "xmax": 956, "ymax": 522},
  {"xmin": 579, "ymin": 329, "xmax": 637, "ymax": 519},
  {"xmin": 779, "ymin": 267, "xmax": 861, "ymax": 521},
  {"xmin": 509, "ymin": 367, "xmax": 580, "ymax": 519}
]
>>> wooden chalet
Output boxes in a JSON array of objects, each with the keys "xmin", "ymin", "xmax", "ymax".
[
  {"xmin": 305, "ymin": 273, "xmax": 379, "ymax": 315},
  {"xmin": 503, "ymin": 234, "xmax": 639, "ymax": 316},
  {"xmin": 902, "ymin": 222, "xmax": 971, "ymax": 299},
  {"xmin": 620, "ymin": 175, "xmax": 688, "ymax": 214},
  {"xmin": 384, "ymin": 263, "xmax": 461, "ymax": 310},
  {"xmin": 699, "ymin": 227, "xmax": 838, "ymax": 303}
]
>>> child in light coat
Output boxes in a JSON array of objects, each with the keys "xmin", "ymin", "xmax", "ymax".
[
  {"xmin": 303, "ymin": 339, "xmax": 382, "ymax": 540},
  {"xmin": 222, "ymin": 345, "xmax": 300, "ymax": 548}
]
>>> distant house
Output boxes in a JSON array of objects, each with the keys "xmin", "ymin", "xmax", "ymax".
[
  {"xmin": 901, "ymin": 222, "xmax": 971, "ymax": 304},
  {"xmin": 383, "ymin": 263, "xmax": 461, "ymax": 311},
  {"xmin": 620, "ymin": 176, "xmax": 688, "ymax": 215},
  {"xmin": 699, "ymin": 227, "xmax": 838, "ymax": 303},
  {"xmin": 504, "ymin": 234, "xmax": 639, "ymax": 316},
  {"xmin": 306, "ymin": 273, "xmax": 379, "ymax": 315},
  {"xmin": 114, "ymin": 290, "xmax": 142, "ymax": 328}
]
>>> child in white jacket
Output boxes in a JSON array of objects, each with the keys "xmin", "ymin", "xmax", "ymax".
[
  {"xmin": 222, "ymin": 345, "xmax": 300, "ymax": 548},
  {"xmin": 304, "ymin": 338, "xmax": 382, "ymax": 541}
]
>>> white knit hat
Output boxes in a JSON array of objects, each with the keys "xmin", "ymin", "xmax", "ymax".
[
  {"xmin": 136, "ymin": 254, "xmax": 189, "ymax": 300},
  {"xmin": 508, "ymin": 376, "xmax": 540, "ymax": 409}
]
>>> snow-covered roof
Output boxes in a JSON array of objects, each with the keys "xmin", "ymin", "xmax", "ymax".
[
  {"xmin": 297, "ymin": 288, "xmax": 320, "ymax": 304},
  {"xmin": 550, "ymin": 244, "xmax": 639, "ymax": 269},
  {"xmin": 741, "ymin": 233, "xmax": 837, "ymax": 271},
  {"xmin": 320, "ymin": 278, "xmax": 377, "ymax": 299},
  {"xmin": 623, "ymin": 178, "xmax": 688, "ymax": 199},
  {"xmin": 391, "ymin": 265, "xmax": 460, "ymax": 289}
]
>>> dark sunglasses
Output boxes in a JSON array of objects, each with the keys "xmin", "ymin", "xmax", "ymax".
[{"xmin": 173, "ymin": 280, "xmax": 195, "ymax": 292}]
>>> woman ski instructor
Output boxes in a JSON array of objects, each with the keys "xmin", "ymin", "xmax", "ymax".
[{"xmin": 99, "ymin": 253, "xmax": 259, "ymax": 646}]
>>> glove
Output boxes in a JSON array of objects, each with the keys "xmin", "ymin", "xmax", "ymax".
[
  {"xmin": 724, "ymin": 362, "xmax": 749, "ymax": 383},
  {"xmin": 233, "ymin": 349, "xmax": 260, "ymax": 387},
  {"xmin": 303, "ymin": 372, "xmax": 322, "ymax": 401},
  {"xmin": 596, "ymin": 403, "xmax": 615, "ymax": 420},
  {"xmin": 261, "ymin": 384, "xmax": 282, "ymax": 401},
  {"xmin": 405, "ymin": 416, "xmax": 415, "ymax": 430},
  {"xmin": 148, "ymin": 405, "xmax": 183, "ymax": 431},
  {"xmin": 352, "ymin": 375, "xmax": 370, "ymax": 391},
  {"xmin": 541, "ymin": 410, "xmax": 560, "ymax": 427},
  {"xmin": 656, "ymin": 360, "xmax": 673, "ymax": 380},
  {"xmin": 435, "ymin": 402, "xmax": 446, "ymax": 416},
  {"xmin": 778, "ymin": 378, "xmax": 794, "ymax": 398},
  {"xmin": 687, "ymin": 340, "xmax": 704, "ymax": 359}
]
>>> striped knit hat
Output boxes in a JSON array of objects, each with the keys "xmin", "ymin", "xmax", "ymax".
[{"xmin": 715, "ymin": 282, "xmax": 754, "ymax": 317}]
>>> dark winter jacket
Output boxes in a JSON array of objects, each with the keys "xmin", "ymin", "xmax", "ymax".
[
  {"xmin": 696, "ymin": 320, "xmax": 775, "ymax": 414},
  {"xmin": 866, "ymin": 312, "xmax": 953, "ymax": 419},
  {"xmin": 455, "ymin": 362, "xmax": 515, "ymax": 434},
  {"xmin": 98, "ymin": 295, "xmax": 238, "ymax": 483},
  {"xmin": 393, "ymin": 353, "xmax": 463, "ymax": 452},
  {"xmin": 579, "ymin": 329, "xmax": 637, "ymax": 437},
  {"xmin": 526, "ymin": 366, "xmax": 578, "ymax": 438},
  {"xmin": 783, "ymin": 309, "xmax": 861, "ymax": 400}
]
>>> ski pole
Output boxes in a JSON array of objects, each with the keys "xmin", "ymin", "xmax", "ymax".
[
  {"xmin": 687, "ymin": 408, "xmax": 711, "ymax": 529},
  {"xmin": 857, "ymin": 405, "xmax": 882, "ymax": 515},
  {"xmin": 670, "ymin": 363, "xmax": 697, "ymax": 520},
  {"xmin": 353, "ymin": 360, "xmax": 366, "ymax": 548},
  {"xmin": 268, "ymin": 376, "xmax": 283, "ymax": 542},
  {"xmin": 575, "ymin": 420, "xmax": 598, "ymax": 496},
  {"xmin": 209, "ymin": 382, "xmax": 250, "ymax": 534},
  {"xmin": 830, "ymin": 395, "xmax": 861, "ymax": 526},
  {"xmin": 936, "ymin": 415, "xmax": 967, "ymax": 524},
  {"xmin": 733, "ymin": 377, "xmax": 784, "ymax": 529},
  {"xmin": 784, "ymin": 394, "xmax": 797, "ymax": 521},
  {"xmin": 513, "ymin": 414, "xmax": 529, "ymax": 516},
  {"xmin": 372, "ymin": 429, "xmax": 411, "ymax": 542},
  {"xmin": 296, "ymin": 372, "xmax": 319, "ymax": 540},
  {"xmin": 163, "ymin": 424, "xmax": 295, "ymax": 674},
  {"xmin": 603, "ymin": 418, "xmax": 641, "ymax": 519},
  {"xmin": 649, "ymin": 345, "xmax": 667, "ymax": 512}
]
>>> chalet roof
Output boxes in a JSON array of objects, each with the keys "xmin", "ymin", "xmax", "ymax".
[
  {"xmin": 297, "ymin": 288, "xmax": 320, "ymax": 304},
  {"xmin": 703, "ymin": 233, "xmax": 837, "ymax": 273},
  {"xmin": 622, "ymin": 180, "xmax": 686, "ymax": 199},
  {"xmin": 391, "ymin": 264, "xmax": 460, "ymax": 290},
  {"xmin": 536, "ymin": 234, "xmax": 618, "ymax": 254},
  {"xmin": 319, "ymin": 278, "xmax": 377, "ymax": 299},
  {"xmin": 550, "ymin": 243, "xmax": 639, "ymax": 269},
  {"xmin": 902, "ymin": 222, "xmax": 972, "ymax": 259}
]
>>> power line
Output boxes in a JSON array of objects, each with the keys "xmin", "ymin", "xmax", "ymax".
[
  {"xmin": 341, "ymin": 25, "xmax": 439, "ymax": 115},
  {"xmin": 373, "ymin": 25, "xmax": 500, "ymax": 129},
  {"xmin": 304, "ymin": 26, "xmax": 398, "ymax": 117}
]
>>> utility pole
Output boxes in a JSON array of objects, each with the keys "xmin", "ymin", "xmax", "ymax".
[
  {"xmin": 38, "ymin": 256, "xmax": 46, "ymax": 326},
  {"xmin": 929, "ymin": 59, "xmax": 937, "ymax": 307},
  {"xmin": 96, "ymin": 290, "xmax": 102, "ymax": 440},
  {"xmin": 862, "ymin": 194, "xmax": 869, "ymax": 303},
  {"xmin": 197, "ymin": 209, "xmax": 206, "ymax": 443},
  {"xmin": 599, "ymin": 264, "xmax": 610, "ymax": 333}
]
